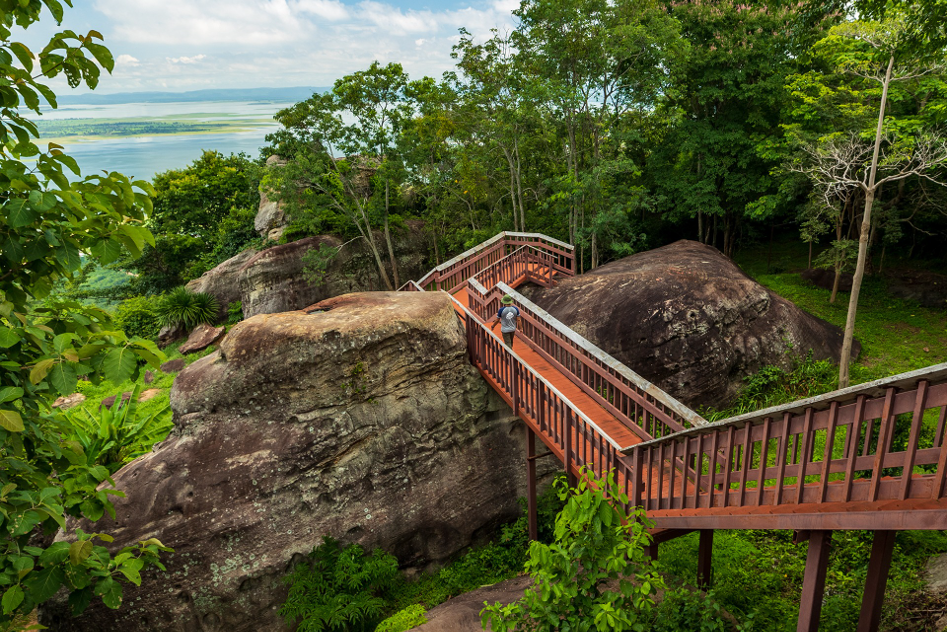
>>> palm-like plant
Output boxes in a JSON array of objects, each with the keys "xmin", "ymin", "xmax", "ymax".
[
  {"xmin": 156, "ymin": 287, "xmax": 219, "ymax": 329},
  {"xmin": 64, "ymin": 384, "xmax": 173, "ymax": 473}
]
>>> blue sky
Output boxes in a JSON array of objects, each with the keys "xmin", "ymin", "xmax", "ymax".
[{"xmin": 27, "ymin": 0, "xmax": 518, "ymax": 93}]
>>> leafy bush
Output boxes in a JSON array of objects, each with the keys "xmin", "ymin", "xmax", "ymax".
[
  {"xmin": 482, "ymin": 468, "xmax": 664, "ymax": 632},
  {"xmin": 156, "ymin": 287, "xmax": 219, "ymax": 329},
  {"xmin": 63, "ymin": 384, "xmax": 173, "ymax": 474},
  {"xmin": 652, "ymin": 586, "xmax": 734, "ymax": 632},
  {"xmin": 113, "ymin": 295, "xmax": 163, "ymax": 340},
  {"xmin": 374, "ymin": 604, "xmax": 427, "ymax": 632},
  {"xmin": 227, "ymin": 301, "xmax": 244, "ymax": 325},
  {"xmin": 280, "ymin": 536, "xmax": 400, "ymax": 632}
]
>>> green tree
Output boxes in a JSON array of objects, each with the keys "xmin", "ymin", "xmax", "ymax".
[
  {"xmin": 790, "ymin": 14, "xmax": 947, "ymax": 388},
  {"xmin": 481, "ymin": 469, "xmax": 664, "ymax": 632},
  {"xmin": 513, "ymin": 0, "xmax": 685, "ymax": 268},
  {"xmin": 125, "ymin": 150, "xmax": 261, "ymax": 292},
  {"xmin": 0, "ymin": 1, "xmax": 170, "ymax": 625}
]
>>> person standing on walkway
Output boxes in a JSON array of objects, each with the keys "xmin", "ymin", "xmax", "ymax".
[{"xmin": 491, "ymin": 294, "xmax": 520, "ymax": 349}]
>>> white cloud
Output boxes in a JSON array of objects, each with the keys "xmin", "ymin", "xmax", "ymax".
[
  {"xmin": 115, "ymin": 54, "xmax": 140, "ymax": 66},
  {"xmin": 84, "ymin": 0, "xmax": 519, "ymax": 91},
  {"xmin": 168, "ymin": 54, "xmax": 206, "ymax": 64},
  {"xmin": 294, "ymin": 0, "xmax": 348, "ymax": 21}
]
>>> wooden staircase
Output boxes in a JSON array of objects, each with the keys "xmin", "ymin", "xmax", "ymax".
[{"xmin": 403, "ymin": 232, "xmax": 947, "ymax": 632}]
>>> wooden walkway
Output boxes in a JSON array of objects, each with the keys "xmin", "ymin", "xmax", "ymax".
[{"xmin": 403, "ymin": 231, "xmax": 947, "ymax": 632}]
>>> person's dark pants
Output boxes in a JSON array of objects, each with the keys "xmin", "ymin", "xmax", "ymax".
[{"xmin": 502, "ymin": 331, "xmax": 514, "ymax": 348}]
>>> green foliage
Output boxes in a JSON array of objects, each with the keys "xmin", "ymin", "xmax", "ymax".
[
  {"xmin": 280, "ymin": 536, "xmax": 400, "ymax": 632},
  {"xmin": 374, "ymin": 604, "xmax": 427, "ymax": 632},
  {"xmin": 651, "ymin": 586, "xmax": 734, "ymax": 632},
  {"xmin": 113, "ymin": 295, "xmax": 162, "ymax": 340},
  {"xmin": 62, "ymin": 384, "xmax": 172, "ymax": 474},
  {"xmin": 226, "ymin": 301, "xmax": 244, "ymax": 326},
  {"xmin": 704, "ymin": 355, "xmax": 838, "ymax": 421},
  {"xmin": 155, "ymin": 287, "xmax": 219, "ymax": 329},
  {"xmin": 302, "ymin": 243, "xmax": 339, "ymax": 286},
  {"xmin": 0, "ymin": 1, "xmax": 173, "ymax": 623},
  {"xmin": 124, "ymin": 151, "xmax": 261, "ymax": 292},
  {"xmin": 482, "ymin": 469, "xmax": 663, "ymax": 632}
]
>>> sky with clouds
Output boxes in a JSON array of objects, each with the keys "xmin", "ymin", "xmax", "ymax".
[{"xmin": 30, "ymin": 0, "xmax": 519, "ymax": 93}]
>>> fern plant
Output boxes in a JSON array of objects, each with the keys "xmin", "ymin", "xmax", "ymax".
[
  {"xmin": 63, "ymin": 384, "xmax": 173, "ymax": 473},
  {"xmin": 279, "ymin": 536, "xmax": 400, "ymax": 632},
  {"xmin": 156, "ymin": 287, "xmax": 219, "ymax": 329}
]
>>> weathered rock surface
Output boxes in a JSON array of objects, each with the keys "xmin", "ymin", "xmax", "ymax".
[
  {"xmin": 801, "ymin": 268, "xmax": 852, "ymax": 293},
  {"xmin": 254, "ymin": 155, "xmax": 289, "ymax": 241},
  {"xmin": 239, "ymin": 224, "xmax": 430, "ymax": 318},
  {"xmin": 410, "ymin": 576, "xmax": 533, "ymax": 632},
  {"xmin": 99, "ymin": 389, "xmax": 164, "ymax": 410},
  {"xmin": 886, "ymin": 268, "xmax": 947, "ymax": 309},
  {"xmin": 521, "ymin": 241, "xmax": 858, "ymax": 408},
  {"xmin": 160, "ymin": 358, "xmax": 185, "ymax": 373},
  {"xmin": 177, "ymin": 323, "xmax": 226, "ymax": 355},
  {"xmin": 43, "ymin": 292, "xmax": 542, "ymax": 632},
  {"xmin": 185, "ymin": 249, "xmax": 258, "ymax": 321},
  {"xmin": 157, "ymin": 324, "xmax": 187, "ymax": 349},
  {"xmin": 926, "ymin": 553, "xmax": 947, "ymax": 594},
  {"xmin": 52, "ymin": 393, "xmax": 85, "ymax": 410}
]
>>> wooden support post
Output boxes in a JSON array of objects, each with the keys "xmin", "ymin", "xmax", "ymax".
[
  {"xmin": 645, "ymin": 542, "xmax": 658, "ymax": 562},
  {"xmin": 797, "ymin": 531, "xmax": 832, "ymax": 632},
  {"xmin": 526, "ymin": 428, "xmax": 538, "ymax": 542},
  {"xmin": 698, "ymin": 530, "xmax": 714, "ymax": 589},
  {"xmin": 856, "ymin": 531, "xmax": 896, "ymax": 632}
]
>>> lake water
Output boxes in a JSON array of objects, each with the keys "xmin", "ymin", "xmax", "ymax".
[{"xmin": 36, "ymin": 100, "xmax": 295, "ymax": 181}]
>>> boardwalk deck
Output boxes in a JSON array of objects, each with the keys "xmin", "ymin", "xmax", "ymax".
[{"xmin": 404, "ymin": 231, "xmax": 947, "ymax": 632}]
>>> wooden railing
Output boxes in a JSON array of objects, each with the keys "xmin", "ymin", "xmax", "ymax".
[
  {"xmin": 466, "ymin": 267, "xmax": 706, "ymax": 442},
  {"xmin": 452, "ymin": 294, "xmax": 636, "ymax": 485},
  {"xmin": 625, "ymin": 363, "xmax": 947, "ymax": 529},
  {"xmin": 411, "ymin": 232, "xmax": 574, "ymax": 293},
  {"xmin": 404, "ymin": 231, "xmax": 947, "ymax": 531}
]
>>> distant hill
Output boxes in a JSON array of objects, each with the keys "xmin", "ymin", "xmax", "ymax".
[{"xmin": 56, "ymin": 87, "xmax": 330, "ymax": 106}]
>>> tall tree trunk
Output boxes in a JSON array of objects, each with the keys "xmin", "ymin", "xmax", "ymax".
[
  {"xmin": 698, "ymin": 209, "xmax": 704, "ymax": 244},
  {"xmin": 830, "ymin": 262, "xmax": 842, "ymax": 304},
  {"xmin": 839, "ymin": 54, "xmax": 895, "ymax": 389},
  {"xmin": 808, "ymin": 241, "xmax": 813, "ymax": 270},
  {"xmin": 384, "ymin": 213, "xmax": 400, "ymax": 289},
  {"xmin": 591, "ymin": 232, "xmax": 597, "ymax": 270}
]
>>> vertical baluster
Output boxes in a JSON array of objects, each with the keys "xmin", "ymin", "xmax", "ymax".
[
  {"xmin": 756, "ymin": 418, "xmax": 771, "ymax": 506},
  {"xmin": 935, "ymin": 406, "xmax": 947, "ymax": 449},
  {"xmin": 692, "ymin": 434, "xmax": 703, "ymax": 509},
  {"xmin": 843, "ymin": 396, "xmax": 867, "ymax": 503},
  {"xmin": 900, "ymin": 381, "xmax": 930, "ymax": 500},
  {"xmin": 795, "ymin": 408, "xmax": 815, "ymax": 505},
  {"xmin": 739, "ymin": 423, "xmax": 753, "ymax": 507},
  {"xmin": 869, "ymin": 388, "xmax": 898, "ymax": 502},
  {"xmin": 674, "ymin": 437, "xmax": 684, "ymax": 510},
  {"xmin": 723, "ymin": 426, "xmax": 735, "ymax": 508},
  {"xmin": 774, "ymin": 412, "xmax": 791, "ymax": 506},
  {"xmin": 819, "ymin": 401, "xmax": 840, "ymax": 503},
  {"xmin": 657, "ymin": 442, "xmax": 666, "ymax": 511},
  {"xmin": 707, "ymin": 430, "xmax": 720, "ymax": 508},
  {"xmin": 631, "ymin": 448, "xmax": 643, "ymax": 508}
]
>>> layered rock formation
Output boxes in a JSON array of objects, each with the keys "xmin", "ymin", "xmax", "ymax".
[
  {"xmin": 254, "ymin": 155, "xmax": 289, "ymax": 241},
  {"xmin": 185, "ymin": 249, "xmax": 258, "ymax": 321},
  {"xmin": 522, "ymin": 240, "xmax": 858, "ymax": 408},
  {"xmin": 190, "ymin": 223, "xmax": 431, "ymax": 321},
  {"xmin": 43, "ymin": 292, "xmax": 539, "ymax": 632}
]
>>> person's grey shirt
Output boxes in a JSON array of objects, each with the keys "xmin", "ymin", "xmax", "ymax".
[{"xmin": 499, "ymin": 306, "xmax": 519, "ymax": 333}]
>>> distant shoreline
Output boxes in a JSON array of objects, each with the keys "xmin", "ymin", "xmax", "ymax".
[{"xmin": 56, "ymin": 86, "xmax": 329, "ymax": 106}]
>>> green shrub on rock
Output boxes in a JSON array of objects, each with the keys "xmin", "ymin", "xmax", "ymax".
[
  {"xmin": 374, "ymin": 604, "xmax": 427, "ymax": 632},
  {"xmin": 156, "ymin": 287, "xmax": 219, "ymax": 329},
  {"xmin": 280, "ymin": 536, "xmax": 400, "ymax": 632},
  {"xmin": 114, "ymin": 295, "xmax": 163, "ymax": 340}
]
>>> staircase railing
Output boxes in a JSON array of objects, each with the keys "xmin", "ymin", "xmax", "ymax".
[
  {"xmin": 451, "ymin": 293, "xmax": 637, "ymax": 485},
  {"xmin": 467, "ymin": 272, "xmax": 707, "ymax": 441},
  {"xmin": 412, "ymin": 232, "xmax": 574, "ymax": 293},
  {"xmin": 625, "ymin": 363, "xmax": 947, "ymax": 527}
]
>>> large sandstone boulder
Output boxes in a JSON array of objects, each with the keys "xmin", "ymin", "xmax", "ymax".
[
  {"xmin": 43, "ymin": 292, "xmax": 542, "ymax": 631},
  {"xmin": 522, "ymin": 241, "xmax": 858, "ymax": 408},
  {"xmin": 185, "ymin": 249, "xmax": 258, "ymax": 321},
  {"xmin": 239, "ymin": 223, "xmax": 431, "ymax": 318}
]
